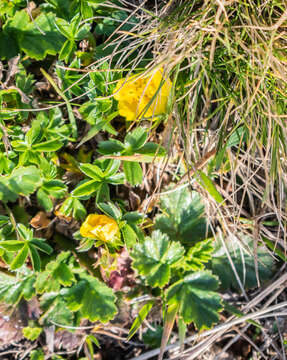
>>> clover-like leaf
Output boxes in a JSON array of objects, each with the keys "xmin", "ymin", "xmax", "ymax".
[
  {"xmin": 166, "ymin": 271, "xmax": 222, "ymax": 330},
  {"xmin": 131, "ymin": 230, "xmax": 184, "ymax": 287}
]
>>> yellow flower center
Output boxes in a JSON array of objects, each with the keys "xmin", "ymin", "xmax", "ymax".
[
  {"xmin": 113, "ymin": 67, "xmax": 172, "ymax": 121},
  {"xmin": 80, "ymin": 214, "xmax": 120, "ymax": 243}
]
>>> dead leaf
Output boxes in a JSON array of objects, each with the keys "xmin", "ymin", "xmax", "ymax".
[
  {"xmin": 4, "ymin": 56, "xmax": 20, "ymax": 87},
  {"xmin": 30, "ymin": 211, "xmax": 51, "ymax": 229},
  {"xmin": 0, "ymin": 304, "xmax": 25, "ymax": 349},
  {"xmin": 53, "ymin": 330, "xmax": 84, "ymax": 351}
]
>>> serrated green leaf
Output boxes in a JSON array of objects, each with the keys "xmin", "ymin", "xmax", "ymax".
[
  {"xmin": 10, "ymin": 244, "xmax": 29, "ymax": 270},
  {"xmin": 22, "ymin": 326, "xmax": 42, "ymax": 341},
  {"xmin": 79, "ymin": 163, "xmax": 104, "ymax": 180},
  {"xmin": 155, "ymin": 187, "xmax": 209, "ymax": 244},
  {"xmin": 30, "ymin": 239, "xmax": 53, "ymax": 255},
  {"xmin": 35, "ymin": 253, "xmax": 75, "ymax": 293},
  {"xmin": 123, "ymin": 161, "xmax": 142, "ymax": 186},
  {"xmin": 121, "ymin": 224, "xmax": 137, "ymax": 248},
  {"xmin": 0, "ymin": 272, "xmax": 36, "ymax": 304},
  {"xmin": 72, "ymin": 179, "xmax": 100, "ymax": 197},
  {"xmin": 64, "ymin": 274, "xmax": 117, "ymax": 323},
  {"xmin": 40, "ymin": 294, "xmax": 74, "ymax": 326},
  {"xmin": 4, "ymin": 11, "xmax": 65, "ymax": 60},
  {"xmin": 125, "ymin": 127, "xmax": 147, "ymax": 150},
  {"xmin": 185, "ymin": 239, "xmax": 214, "ymax": 271},
  {"xmin": 37, "ymin": 188, "xmax": 53, "ymax": 212},
  {"xmin": 53, "ymin": 263, "xmax": 75, "ymax": 286},
  {"xmin": 28, "ymin": 245, "xmax": 41, "ymax": 272},
  {"xmin": 98, "ymin": 202, "xmax": 122, "ymax": 220},
  {"xmin": 131, "ymin": 230, "xmax": 184, "ymax": 288},
  {"xmin": 8, "ymin": 166, "xmax": 42, "ymax": 197},
  {"xmin": 166, "ymin": 271, "xmax": 222, "ymax": 330},
  {"xmin": 0, "ymin": 240, "xmax": 25, "ymax": 251}
]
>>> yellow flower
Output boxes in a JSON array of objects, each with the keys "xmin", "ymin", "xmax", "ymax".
[
  {"xmin": 113, "ymin": 67, "xmax": 172, "ymax": 121},
  {"xmin": 80, "ymin": 214, "xmax": 120, "ymax": 243}
]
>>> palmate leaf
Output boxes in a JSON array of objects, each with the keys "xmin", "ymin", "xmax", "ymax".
[
  {"xmin": 0, "ymin": 271, "xmax": 36, "ymax": 305},
  {"xmin": 0, "ymin": 166, "xmax": 42, "ymax": 203},
  {"xmin": 210, "ymin": 234, "xmax": 275, "ymax": 290},
  {"xmin": 166, "ymin": 271, "xmax": 222, "ymax": 330},
  {"xmin": 40, "ymin": 293, "xmax": 74, "ymax": 326},
  {"xmin": 131, "ymin": 230, "xmax": 184, "ymax": 288},
  {"xmin": 3, "ymin": 11, "xmax": 65, "ymax": 60},
  {"xmin": 63, "ymin": 274, "xmax": 117, "ymax": 323},
  {"xmin": 155, "ymin": 187, "xmax": 208, "ymax": 245},
  {"xmin": 35, "ymin": 252, "xmax": 75, "ymax": 293}
]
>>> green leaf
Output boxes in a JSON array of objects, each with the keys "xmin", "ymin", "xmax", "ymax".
[
  {"xmin": 97, "ymin": 139, "xmax": 125, "ymax": 155},
  {"xmin": 22, "ymin": 326, "xmax": 42, "ymax": 341},
  {"xmin": 40, "ymin": 68, "xmax": 77, "ymax": 139},
  {"xmin": 211, "ymin": 234, "xmax": 274, "ymax": 290},
  {"xmin": 198, "ymin": 171, "xmax": 224, "ymax": 204},
  {"xmin": 88, "ymin": 334, "xmax": 101, "ymax": 349},
  {"xmin": 131, "ymin": 230, "xmax": 185, "ymax": 288},
  {"xmin": 10, "ymin": 244, "xmax": 29, "ymax": 270},
  {"xmin": 64, "ymin": 274, "xmax": 117, "ymax": 323},
  {"xmin": 185, "ymin": 239, "xmax": 214, "ymax": 271},
  {"xmin": 17, "ymin": 224, "xmax": 32, "ymax": 240},
  {"xmin": 166, "ymin": 271, "xmax": 222, "ymax": 330},
  {"xmin": 98, "ymin": 202, "xmax": 122, "ymax": 220},
  {"xmin": 30, "ymin": 349, "xmax": 44, "ymax": 360},
  {"xmin": 30, "ymin": 239, "xmax": 53, "ymax": 255},
  {"xmin": 125, "ymin": 127, "xmax": 147, "ymax": 151},
  {"xmin": 137, "ymin": 142, "xmax": 167, "ymax": 160},
  {"xmin": 0, "ymin": 240, "xmax": 25, "ymax": 251},
  {"xmin": 35, "ymin": 253, "xmax": 75, "ymax": 293},
  {"xmin": 72, "ymin": 179, "xmax": 101, "ymax": 197},
  {"xmin": 37, "ymin": 188, "xmax": 53, "ymax": 212},
  {"xmin": 123, "ymin": 161, "xmax": 143, "ymax": 186},
  {"xmin": 79, "ymin": 163, "xmax": 104, "ymax": 180},
  {"xmin": 121, "ymin": 224, "xmax": 137, "ymax": 248},
  {"xmin": 155, "ymin": 187, "xmax": 209, "ymax": 244},
  {"xmin": 32, "ymin": 139, "xmax": 63, "ymax": 152},
  {"xmin": 8, "ymin": 166, "xmax": 42, "ymax": 197},
  {"xmin": 40, "ymin": 294, "xmax": 74, "ymax": 326},
  {"xmin": 128, "ymin": 300, "xmax": 154, "ymax": 340},
  {"xmin": 0, "ymin": 215, "xmax": 10, "ymax": 227},
  {"xmin": 28, "ymin": 245, "xmax": 41, "ymax": 272},
  {"xmin": 0, "ymin": 272, "xmax": 36, "ymax": 304},
  {"xmin": 42, "ymin": 180, "xmax": 67, "ymax": 198},
  {"xmin": 4, "ymin": 11, "xmax": 65, "ymax": 60},
  {"xmin": 59, "ymin": 197, "xmax": 87, "ymax": 220}
]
